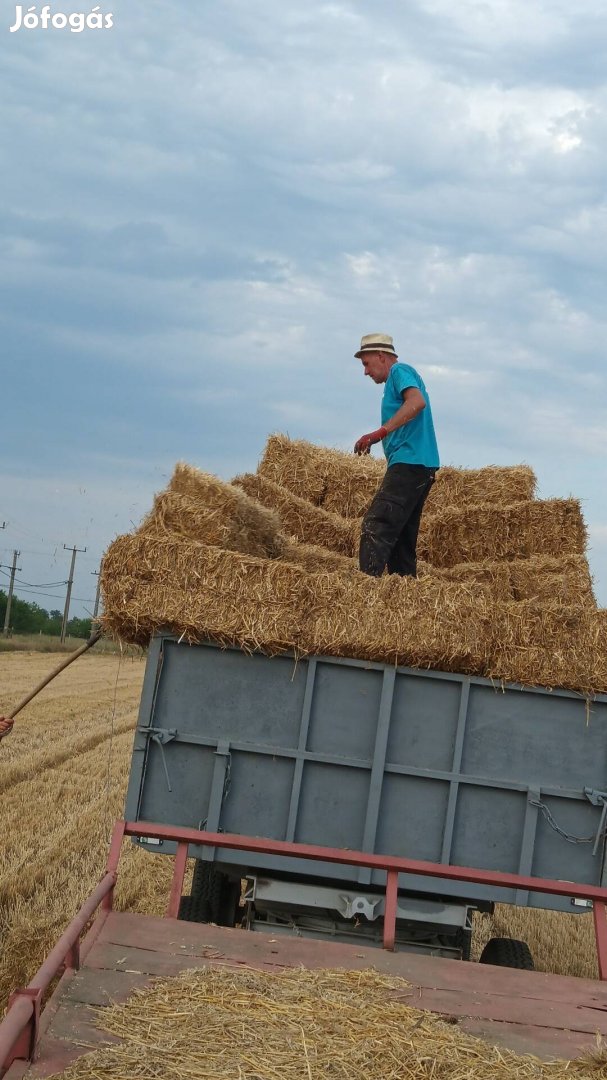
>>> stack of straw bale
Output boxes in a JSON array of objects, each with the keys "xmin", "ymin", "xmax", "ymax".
[
  {"xmin": 101, "ymin": 531, "xmax": 607, "ymax": 694},
  {"xmin": 417, "ymin": 498, "xmax": 587, "ymax": 568},
  {"xmin": 259, "ymin": 433, "xmax": 537, "ymax": 517},
  {"xmin": 101, "ymin": 532, "xmax": 495, "ymax": 675},
  {"xmin": 280, "ymin": 539, "xmax": 358, "ymax": 575},
  {"xmin": 233, "ymin": 472, "xmax": 357, "ymax": 555},
  {"xmin": 141, "ymin": 462, "xmax": 284, "ymax": 559},
  {"xmin": 100, "ymin": 442, "xmax": 606, "ymax": 695},
  {"xmin": 259, "ymin": 433, "xmax": 385, "ymax": 516},
  {"xmin": 427, "ymin": 554, "xmax": 595, "ymax": 606}
]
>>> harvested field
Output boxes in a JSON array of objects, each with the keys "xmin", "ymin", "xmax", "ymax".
[
  {"xmin": 259, "ymin": 434, "xmax": 537, "ymax": 518},
  {"xmin": 48, "ymin": 966, "xmax": 603, "ymax": 1080},
  {"xmin": 0, "ymin": 652, "xmax": 175, "ymax": 1014},
  {"xmin": 142, "ymin": 462, "xmax": 284, "ymax": 558},
  {"xmin": 233, "ymin": 472, "xmax": 357, "ymax": 555},
  {"xmin": 0, "ymin": 652, "xmax": 600, "ymax": 1027},
  {"xmin": 419, "ymin": 498, "xmax": 587, "ymax": 568}
]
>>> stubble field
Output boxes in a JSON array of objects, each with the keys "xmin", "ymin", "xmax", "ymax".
[{"xmin": 0, "ymin": 651, "xmax": 598, "ymax": 1015}]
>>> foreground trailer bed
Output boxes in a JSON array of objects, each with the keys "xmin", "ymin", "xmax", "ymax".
[{"xmin": 6, "ymin": 909, "xmax": 607, "ymax": 1076}]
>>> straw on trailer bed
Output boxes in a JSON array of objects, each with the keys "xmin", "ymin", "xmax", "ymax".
[
  {"xmin": 233, "ymin": 472, "xmax": 357, "ymax": 555},
  {"xmin": 259, "ymin": 434, "xmax": 537, "ymax": 518},
  {"xmin": 419, "ymin": 498, "xmax": 587, "ymax": 568},
  {"xmin": 429, "ymin": 554, "xmax": 595, "ymax": 606},
  {"xmin": 49, "ymin": 965, "xmax": 603, "ymax": 1080},
  {"xmin": 142, "ymin": 463, "xmax": 284, "ymax": 558}
]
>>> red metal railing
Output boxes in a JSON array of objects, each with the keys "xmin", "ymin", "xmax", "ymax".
[
  {"xmin": 123, "ymin": 820, "xmax": 607, "ymax": 966},
  {"xmin": 0, "ymin": 872, "xmax": 116, "ymax": 1075},
  {"xmin": 3, "ymin": 817, "xmax": 607, "ymax": 1075}
]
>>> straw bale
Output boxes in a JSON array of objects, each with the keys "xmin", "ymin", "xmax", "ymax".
[
  {"xmin": 51, "ymin": 965, "xmax": 599, "ymax": 1080},
  {"xmin": 429, "ymin": 554, "xmax": 595, "ymax": 606},
  {"xmin": 233, "ymin": 472, "xmax": 357, "ymax": 555},
  {"xmin": 101, "ymin": 534, "xmax": 606, "ymax": 695},
  {"xmin": 419, "ymin": 498, "xmax": 587, "ymax": 568},
  {"xmin": 259, "ymin": 432, "xmax": 385, "ymax": 516},
  {"xmin": 142, "ymin": 462, "xmax": 284, "ymax": 558},
  {"xmin": 425, "ymin": 463, "xmax": 536, "ymax": 514},
  {"xmin": 259, "ymin": 434, "xmax": 537, "ymax": 518},
  {"xmin": 305, "ymin": 572, "xmax": 495, "ymax": 675},
  {"xmin": 101, "ymin": 533, "xmax": 313, "ymax": 652},
  {"xmin": 488, "ymin": 603, "xmax": 607, "ymax": 695},
  {"xmin": 280, "ymin": 538, "xmax": 359, "ymax": 575},
  {"xmin": 100, "ymin": 532, "xmax": 493, "ymax": 673}
]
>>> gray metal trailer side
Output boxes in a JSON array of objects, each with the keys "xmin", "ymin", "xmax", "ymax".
[{"xmin": 126, "ymin": 635, "xmax": 607, "ymax": 958}]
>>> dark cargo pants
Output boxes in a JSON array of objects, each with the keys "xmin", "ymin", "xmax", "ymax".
[{"xmin": 359, "ymin": 463, "xmax": 436, "ymax": 578}]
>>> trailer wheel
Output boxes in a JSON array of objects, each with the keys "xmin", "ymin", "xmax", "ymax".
[
  {"xmin": 479, "ymin": 937, "xmax": 534, "ymax": 970},
  {"xmin": 186, "ymin": 860, "xmax": 239, "ymax": 926},
  {"xmin": 178, "ymin": 895, "xmax": 193, "ymax": 920}
]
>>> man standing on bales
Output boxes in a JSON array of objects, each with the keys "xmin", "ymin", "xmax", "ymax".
[{"xmin": 354, "ymin": 333, "xmax": 439, "ymax": 578}]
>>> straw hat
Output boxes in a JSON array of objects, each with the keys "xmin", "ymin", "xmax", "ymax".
[{"xmin": 354, "ymin": 333, "xmax": 397, "ymax": 358}]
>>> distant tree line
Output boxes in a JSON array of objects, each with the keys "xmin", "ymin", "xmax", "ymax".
[{"xmin": 0, "ymin": 590, "xmax": 92, "ymax": 639}]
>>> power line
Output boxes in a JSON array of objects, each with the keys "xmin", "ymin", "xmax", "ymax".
[
  {"xmin": 7, "ymin": 586, "xmax": 95, "ymax": 603},
  {"xmin": 0, "ymin": 568, "xmax": 68, "ymax": 588}
]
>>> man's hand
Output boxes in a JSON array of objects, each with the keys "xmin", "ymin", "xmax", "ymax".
[
  {"xmin": 0, "ymin": 717, "xmax": 14, "ymax": 741},
  {"xmin": 354, "ymin": 426, "xmax": 388, "ymax": 455}
]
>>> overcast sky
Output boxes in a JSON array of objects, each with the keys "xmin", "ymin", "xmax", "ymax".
[{"xmin": 2, "ymin": 0, "xmax": 606, "ymax": 619}]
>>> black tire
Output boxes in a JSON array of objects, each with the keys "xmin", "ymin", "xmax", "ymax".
[
  {"xmin": 457, "ymin": 927, "xmax": 472, "ymax": 962},
  {"xmin": 178, "ymin": 895, "xmax": 193, "ymax": 920},
  {"xmin": 479, "ymin": 937, "xmax": 534, "ymax": 970},
  {"xmin": 188, "ymin": 860, "xmax": 239, "ymax": 926}
]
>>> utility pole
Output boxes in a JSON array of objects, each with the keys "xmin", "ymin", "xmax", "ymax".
[
  {"xmin": 91, "ymin": 558, "xmax": 104, "ymax": 624},
  {"xmin": 61, "ymin": 544, "xmax": 86, "ymax": 644},
  {"xmin": 2, "ymin": 550, "xmax": 21, "ymax": 636}
]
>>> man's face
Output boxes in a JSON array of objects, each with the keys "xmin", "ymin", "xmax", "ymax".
[{"xmin": 361, "ymin": 351, "xmax": 390, "ymax": 383}]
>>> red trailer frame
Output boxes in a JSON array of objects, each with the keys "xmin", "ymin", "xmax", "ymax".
[{"xmin": 2, "ymin": 817, "xmax": 607, "ymax": 1074}]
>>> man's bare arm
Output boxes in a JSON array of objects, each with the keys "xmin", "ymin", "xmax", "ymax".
[{"xmin": 383, "ymin": 387, "xmax": 426, "ymax": 434}]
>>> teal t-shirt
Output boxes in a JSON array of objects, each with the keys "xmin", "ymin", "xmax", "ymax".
[{"xmin": 381, "ymin": 363, "xmax": 440, "ymax": 468}]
